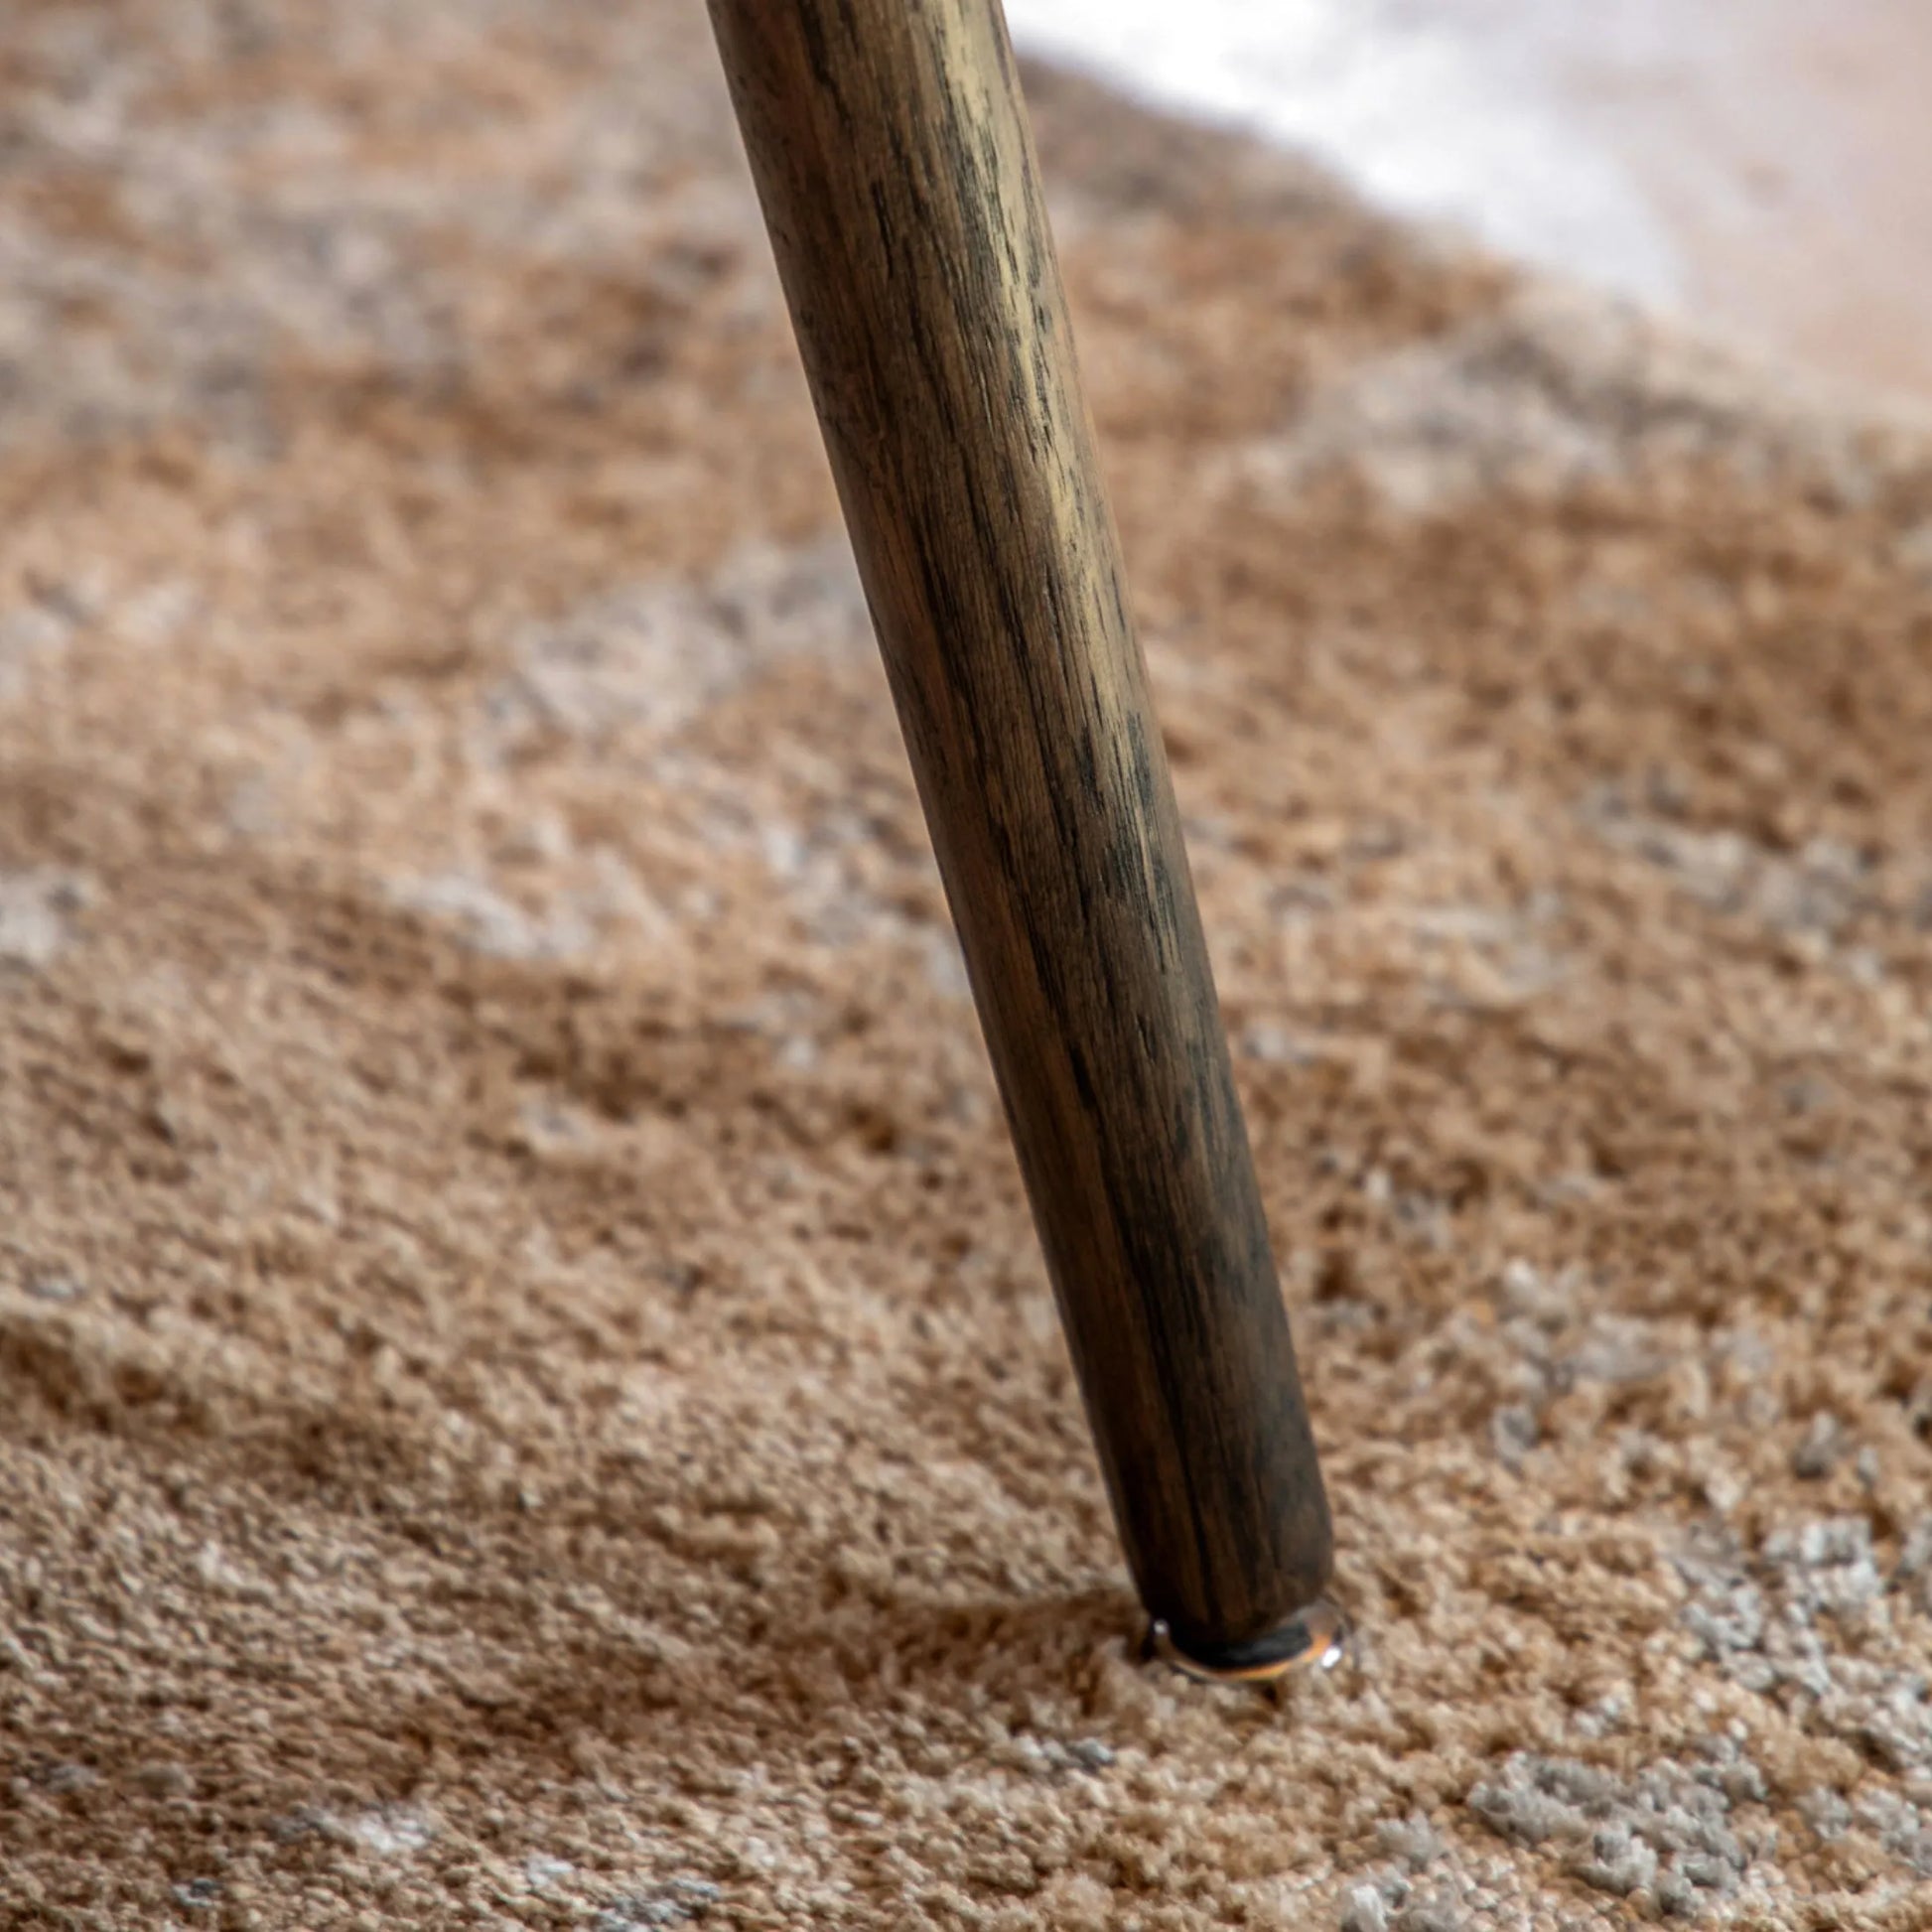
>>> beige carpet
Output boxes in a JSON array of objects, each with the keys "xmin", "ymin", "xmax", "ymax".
[{"xmin": 7, "ymin": 3, "xmax": 1932, "ymax": 1926}]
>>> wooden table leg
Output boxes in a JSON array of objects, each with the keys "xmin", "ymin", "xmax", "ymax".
[{"xmin": 705, "ymin": 0, "xmax": 1335, "ymax": 1674}]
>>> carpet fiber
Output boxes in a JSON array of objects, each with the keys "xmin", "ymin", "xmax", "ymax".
[{"xmin": 6, "ymin": 4, "xmax": 1932, "ymax": 1926}]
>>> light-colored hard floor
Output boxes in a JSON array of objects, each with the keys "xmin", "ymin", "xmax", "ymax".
[{"xmin": 1013, "ymin": 0, "xmax": 1932, "ymax": 401}]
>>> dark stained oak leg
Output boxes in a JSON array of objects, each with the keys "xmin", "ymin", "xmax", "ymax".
[{"xmin": 705, "ymin": 0, "xmax": 1334, "ymax": 1668}]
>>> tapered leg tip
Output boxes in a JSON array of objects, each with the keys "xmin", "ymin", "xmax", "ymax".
[{"xmin": 1148, "ymin": 1594, "xmax": 1349, "ymax": 1685}]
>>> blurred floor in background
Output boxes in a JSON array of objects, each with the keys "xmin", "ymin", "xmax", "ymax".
[{"xmin": 1010, "ymin": 0, "xmax": 1932, "ymax": 402}]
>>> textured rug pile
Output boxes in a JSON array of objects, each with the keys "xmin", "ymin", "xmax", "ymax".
[{"xmin": 6, "ymin": 4, "xmax": 1932, "ymax": 1926}]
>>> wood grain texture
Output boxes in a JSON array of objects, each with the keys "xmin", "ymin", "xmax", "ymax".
[{"xmin": 705, "ymin": 0, "xmax": 1331, "ymax": 1654}]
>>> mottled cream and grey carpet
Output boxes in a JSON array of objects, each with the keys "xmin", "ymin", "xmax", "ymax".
[{"xmin": 6, "ymin": 3, "xmax": 1932, "ymax": 1927}]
